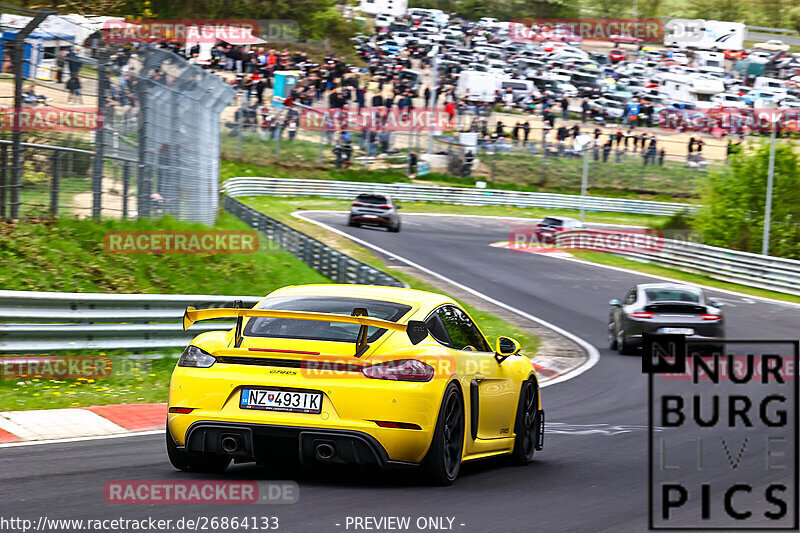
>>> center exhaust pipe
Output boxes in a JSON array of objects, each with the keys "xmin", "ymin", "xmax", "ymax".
[
  {"xmin": 315, "ymin": 442, "xmax": 336, "ymax": 461},
  {"xmin": 220, "ymin": 436, "xmax": 240, "ymax": 453}
]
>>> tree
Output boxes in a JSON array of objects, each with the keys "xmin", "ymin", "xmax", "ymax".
[{"xmin": 693, "ymin": 142, "xmax": 800, "ymax": 259}]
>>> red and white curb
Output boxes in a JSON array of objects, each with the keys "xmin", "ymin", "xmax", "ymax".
[
  {"xmin": 0, "ymin": 403, "xmax": 166, "ymax": 444},
  {"xmin": 0, "ymin": 354, "xmax": 575, "ymax": 445}
]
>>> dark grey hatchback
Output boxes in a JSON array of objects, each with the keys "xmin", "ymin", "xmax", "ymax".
[
  {"xmin": 608, "ymin": 283, "xmax": 724, "ymax": 354},
  {"xmin": 348, "ymin": 194, "xmax": 402, "ymax": 232}
]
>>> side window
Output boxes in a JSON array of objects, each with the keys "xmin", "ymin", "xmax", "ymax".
[
  {"xmin": 624, "ymin": 289, "xmax": 637, "ymax": 305},
  {"xmin": 438, "ymin": 306, "xmax": 491, "ymax": 352},
  {"xmin": 425, "ymin": 313, "xmax": 451, "ymax": 347}
]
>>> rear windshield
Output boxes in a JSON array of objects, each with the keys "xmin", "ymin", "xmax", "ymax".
[
  {"xmin": 356, "ymin": 194, "xmax": 388, "ymax": 204},
  {"xmin": 645, "ymin": 289, "xmax": 701, "ymax": 303},
  {"xmin": 540, "ymin": 217, "xmax": 564, "ymax": 227},
  {"xmin": 244, "ymin": 296, "xmax": 412, "ymax": 343}
]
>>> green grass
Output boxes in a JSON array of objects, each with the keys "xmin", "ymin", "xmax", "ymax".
[
  {"xmin": 220, "ymin": 136, "xmax": 707, "ymax": 202},
  {"xmin": 0, "ymin": 213, "xmax": 329, "ymax": 293},
  {"xmin": 0, "ymin": 355, "xmax": 177, "ymax": 411},
  {"xmin": 0, "ymin": 214, "xmax": 332, "ymax": 410}
]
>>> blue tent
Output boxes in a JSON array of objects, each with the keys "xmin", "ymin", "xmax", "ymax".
[{"xmin": 0, "ymin": 31, "xmax": 76, "ymax": 78}]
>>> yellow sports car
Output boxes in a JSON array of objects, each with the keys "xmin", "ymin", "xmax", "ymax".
[{"xmin": 166, "ymin": 284, "xmax": 544, "ymax": 484}]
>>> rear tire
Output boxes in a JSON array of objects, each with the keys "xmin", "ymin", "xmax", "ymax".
[
  {"xmin": 422, "ymin": 382, "xmax": 464, "ymax": 485},
  {"xmin": 617, "ymin": 331, "xmax": 636, "ymax": 355},
  {"xmin": 389, "ymin": 220, "xmax": 401, "ymax": 232},
  {"xmin": 348, "ymin": 217, "xmax": 360, "ymax": 227},
  {"xmin": 510, "ymin": 379, "xmax": 540, "ymax": 465}
]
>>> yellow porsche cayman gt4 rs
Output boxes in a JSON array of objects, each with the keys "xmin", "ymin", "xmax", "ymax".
[{"xmin": 166, "ymin": 284, "xmax": 544, "ymax": 484}]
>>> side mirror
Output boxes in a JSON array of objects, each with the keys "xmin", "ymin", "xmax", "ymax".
[
  {"xmin": 495, "ymin": 336, "xmax": 520, "ymax": 363},
  {"xmin": 395, "ymin": 205, "xmax": 402, "ymax": 209},
  {"xmin": 709, "ymin": 301, "xmax": 720, "ymax": 308},
  {"xmin": 609, "ymin": 298, "xmax": 622, "ymax": 306}
]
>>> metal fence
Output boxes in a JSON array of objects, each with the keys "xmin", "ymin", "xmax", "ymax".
[
  {"xmin": 0, "ymin": 11, "xmax": 235, "ymax": 223},
  {"xmin": 221, "ymin": 176, "xmax": 700, "ymax": 217},
  {"xmin": 0, "ymin": 291, "xmax": 261, "ymax": 353},
  {"xmin": 223, "ymin": 195, "xmax": 406, "ymax": 287}
]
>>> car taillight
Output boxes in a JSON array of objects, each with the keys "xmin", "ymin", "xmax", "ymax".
[
  {"xmin": 701, "ymin": 314, "xmax": 722, "ymax": 320},
  {"xmin": 352, "ymin": 202, "xmax": 364, "ymax": 207},
  {"xmin": 628, "ymin": 312, "xmax": 654, "ymax": 318},
  {"xmin": 555, "ymin": 227, "xmax": 565, "ymax": 231},
  {"xmin": 379, "ymin": 205, "xmax": 392, "ymax": 209},
  {"xmin": 362, "ymin": 359, "xmax": 434, "ymax": 382},
  {"xmin": 169, "ymin": 407, "xmax": 195, "ymax": 414},
  {"xmin": 373, "ymin": 420, "xmax": 422, "ymax": 430}
]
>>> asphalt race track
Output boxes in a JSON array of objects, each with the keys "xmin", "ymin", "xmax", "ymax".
[{"xmin": 1, "ymin": 212, "xmax": 797, "ymax": 532}]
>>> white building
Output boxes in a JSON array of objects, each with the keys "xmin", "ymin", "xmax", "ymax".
[{"xmin": 359, "ymin": 0, "xmax": 408, "ymax": 17}]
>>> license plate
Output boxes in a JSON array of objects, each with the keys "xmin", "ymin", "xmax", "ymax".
[
  {"xmin": 362, "ymin": 215, "xmax": 378, "ymax": 218},
  {"xmin": 240, "ymin": 389, "xmax": 322, "ymax": 414},
  {"xmin": 658, "ymin": 327, "xmax": 694, "ymax": 335}
]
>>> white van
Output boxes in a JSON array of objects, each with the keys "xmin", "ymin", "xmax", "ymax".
[
  {"xmin": 456, "ymin": 70, "xmax": 497, "ymax": 102},
  {"xmin": 753, "ymin": 77, "xmax": 789, "ymax": 94},
  {"xmin": 660, "ymin": 73, "xmax": 725, "ymax": 109}
]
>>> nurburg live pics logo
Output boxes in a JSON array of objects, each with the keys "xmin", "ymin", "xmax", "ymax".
[{"xmin": 643, "ymin": 335, "xmax": 798, "ymax": 530}]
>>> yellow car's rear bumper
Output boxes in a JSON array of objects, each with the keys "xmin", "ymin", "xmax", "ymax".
[{"xmin": 168, "ymin": 365, "xmax": 449, "ymax": 464}]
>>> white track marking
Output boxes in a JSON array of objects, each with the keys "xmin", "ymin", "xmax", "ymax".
[
  {"xmin": 294, "ymin": 211, "xmax": 601, "ymax": 388},
  {"xmin": 0, "ymin": 430, "xmax": 163, "ymax": 448}
]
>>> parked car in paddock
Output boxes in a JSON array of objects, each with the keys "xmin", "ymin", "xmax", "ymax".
[
  {"xmin": 348, "ymin": 194, "xmax": 402, "ymax": 232},
  {"xmin": 608, "ymin": 283, "xmax": 724, "ymax": 355},
  {"xmin": 167, "ymin": 284, "xmax": 544, "ymax": 485}
]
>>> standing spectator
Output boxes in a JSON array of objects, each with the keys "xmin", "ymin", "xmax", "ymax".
[
  {"xmin": 66, "ymin": 75, "xmax": 82, "ymax": 104},
  {"xmin": 522, "ymin": 121, "xmax": 531, "ymax": 146},
  {"xmin": 356, "ymin": 85, "xmax": 366, "ymax": 112},
  {"xmin": 66, "ymin": 49, "xmax": 81, "ymax": 77},
  {"xmin": 688, "ymin": 136, "xmax": 696, "ymax": 154},
  {"xmin": 658, "ymin": 148, "xmax": 666, "ymax": 166},
  {"xmin": 423, "ymin": 85, "xmax": 431, "ymax": 107},
  {"xmin": 55, "ymin": 50, "xmax": 66, "ymax": 84},
  {"xmin": 444, "ymin": 101, "xmax": 456, "ymax": 128},
  {"xmin": 407, "ymin": 149, "xmax": 418, "ymax": 177},
  {"xmin": 602, "ymin": 138, "xmax": 612, "ymax": 162},
  {"xmin": 560, "ymin": 95, "xmax": 569, "ymax": 120},
  {"xmin": 581, "ymin": 98, "xmax": 590, "ymax": 123},
  {"xmin": 495, "ymin": 120, "xmax": 505, "ymax": 138}
]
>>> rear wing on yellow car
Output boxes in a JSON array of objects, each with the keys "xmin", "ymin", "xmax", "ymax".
[{"xmin": 183, "ymin": 306, "xmax": 429, "ymax": 357}]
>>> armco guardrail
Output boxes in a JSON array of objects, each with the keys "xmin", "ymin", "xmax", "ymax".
[
  {"xmin": 554, "ymin": 231, "xmax": 800, "ymax": 297},
  {"xmin": 221, "ymin": 177, "xmax": 700, "ymax": 217},
  {"xmin": 0, "ymin": 292, "xmax": 262, "ymax": 353},
  {"xmin": 223, "ymin": 196, "xmax": 405, "ymax": 288}
]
